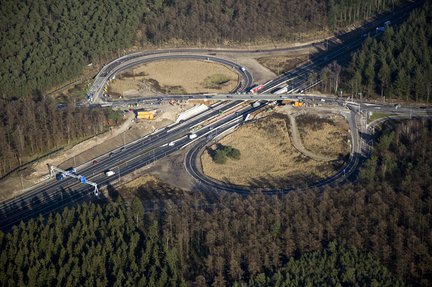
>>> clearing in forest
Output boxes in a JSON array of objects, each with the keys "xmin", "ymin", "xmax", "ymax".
[
  {"xmin": 108, "ymin": 60, "xmax": 239, "ymax": 97},
  {"xmin": 201, "ymin": 113, "xmax": 349, "ymax": 188}
]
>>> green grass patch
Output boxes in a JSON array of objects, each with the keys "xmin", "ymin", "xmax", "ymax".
[
  {"xmin": 203, "ymin": 74, "xmax": 231, "ymax": 89},
  {"xmin": 367, "ymin": 112, "xmax": 393, "ymax": 124}
]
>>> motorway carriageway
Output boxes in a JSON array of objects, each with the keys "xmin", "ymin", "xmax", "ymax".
[{"xmin": 0, "ymin": 100, "xmax": 263, "ymax": 230}]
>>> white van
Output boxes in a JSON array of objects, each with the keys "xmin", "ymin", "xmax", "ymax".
[
  {"xmin": 105, "ymin": 170, "xmax": 115, "ymax": 177},
  {"xmin": 188, "ymin": 133, "xmax": 198, "ymax": 140}
]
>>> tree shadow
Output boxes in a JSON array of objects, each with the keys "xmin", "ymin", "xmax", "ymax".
[
  {"xmin": 206, "ymin": 143, "xmax": 226, "ymax": 160},
  {"xmin": 106, "ymin": 182, "xmax": 121, "ymax": 202}
]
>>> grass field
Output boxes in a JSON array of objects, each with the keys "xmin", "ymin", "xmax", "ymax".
[
  {"xmin": 109, "ymin": 60, "xmax": 239, "ymax": 97},
  {"xmin": 367, "ymin": 112, "xmax": 392, "ymax": 124},
  {"xmin": 296, "ymin": 113, "xmax": 350, "ymax": 159},
  {"xmin": 201, "ymin": 114, "xmax": 345, "ymax": 189}
]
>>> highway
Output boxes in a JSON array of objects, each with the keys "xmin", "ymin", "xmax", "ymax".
[
  {"xmin": 0, "ymin": 100, "xmax": 255, "ymax": 229},
  {"xmin": 0, "ymin": 0, "xmax": 429, "ymax": 230}
]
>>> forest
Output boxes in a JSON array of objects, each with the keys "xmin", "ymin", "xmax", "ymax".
[
  {"xmin": 1, "ymin": 119, "xmax": 431, "ymax": 286},
  {"xmin": 0, "ymin": 97, "xmax": 122, "ymax": 178},
  {"xmin": 340, "ymin": 1, "xmax": 431, "ymax": 101},
  {"xmin": 0, "ymin": 0, "xmax": 404, "ymax": 99}
]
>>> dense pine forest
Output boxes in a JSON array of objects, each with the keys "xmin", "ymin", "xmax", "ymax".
[
  {"xmin": 1, "ymin": 0, "xmax": 403, "ymax": 99},
  {"xmin": 1, "ymin": 119, "xmax": 431, "ymax": 286},
  {"xmin": 0, "ymin": 97, "xmax": 121, "ymax": 178},
  {"xmin": 342, "ymin": 1, "xmax": 432, "ymax": 101}
]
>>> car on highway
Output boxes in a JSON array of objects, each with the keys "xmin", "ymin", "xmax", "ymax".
[
  {"xmin": 188, "ymin": 133, "xmax": 198, "ymax": 140},
  {"xmin": 168, "ymin": 142, "xmax": 175, "ymax": 146},
  {"xmin": 105, "ymin": 170, "xmax": 115, "ymax": 177}
]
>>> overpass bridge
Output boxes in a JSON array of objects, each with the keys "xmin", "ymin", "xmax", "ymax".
[{"xmin": 94, "ymin": 93, "xmax": 335, "ymax": 107}]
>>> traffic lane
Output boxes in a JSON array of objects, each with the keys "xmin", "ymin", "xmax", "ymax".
[
  {"xmin": 94, "ymin": 55, "xmax": 252, "ymax": 102},
  {"xmin": 1, "ymin": 114, "xmax": 248, "ymax": 229},
  {"xmin": 0, "ymin": 101, "xmax": 255, "ymax": 222},
  {"xmin": 0, "ymin": 100, "xmax": 242, "ymax": 207}
]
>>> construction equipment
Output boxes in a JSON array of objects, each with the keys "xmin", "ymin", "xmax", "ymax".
[
  {"xmin": 136, "ymin": 111, "xmax": 156, "ymax": 120},
  {"xmin": 292, "ymin": 101, "xmax": 304, "ymax": 107}
]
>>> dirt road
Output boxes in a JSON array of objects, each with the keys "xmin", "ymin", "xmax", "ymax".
[{"xmin": 288, "ymin": 114, "xmax": 337, "ymax": 162}]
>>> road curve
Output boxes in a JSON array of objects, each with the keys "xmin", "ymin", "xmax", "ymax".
[
  {"xmin": 89, "ymin": 54, "xmax": 253, "ymax": 103},
  {"xmin": 184, "ymin": 110, "xmax": 361, "ymax": 194}
]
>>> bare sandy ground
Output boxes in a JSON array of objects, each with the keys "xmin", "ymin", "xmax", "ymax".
[{"xmin": 257, "ymin": 55, "xmax": 310, "ymax": 75}]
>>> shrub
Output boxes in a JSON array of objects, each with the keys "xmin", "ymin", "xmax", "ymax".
[
  {"xmin": 225, "ymin": 146, "xmax": 241, "ymax": 160},
  {"xmin": 214, "ymin": 150, "xmax": 227, "ymax": 164}
]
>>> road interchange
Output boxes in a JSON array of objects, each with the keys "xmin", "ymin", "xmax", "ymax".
[{"xmin": 1, "ymin": 0, "xmax": 430, "ymax": 230}]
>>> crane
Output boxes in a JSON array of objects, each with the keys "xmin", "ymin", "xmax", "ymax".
[{"xmin": 49, "ymin": 165, "xmax": 99, "ymax": 196}]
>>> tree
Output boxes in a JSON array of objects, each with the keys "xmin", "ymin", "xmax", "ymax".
[
  {"xmin": 378, "ymin": 61, "xmax": 390, "ymax": 99},
  {"xmin": 214, "ymin": 150, "xmax": 227, "ymax": 164}
]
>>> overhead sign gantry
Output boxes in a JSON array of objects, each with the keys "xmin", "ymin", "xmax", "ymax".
[{"xmin": 49, "ymin": 165, "xmax": 99, "ymax": 196}]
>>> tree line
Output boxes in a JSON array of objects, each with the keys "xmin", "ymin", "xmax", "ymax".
[
  {"xmin": 0, "ymin": 97, "xmax": 121, "ymax": 178},
  {"xmin": 327, "ymin": 0, "xmax": 402, "ymax": 30},
  {"xmin": 1, "ymin": 118, "xmax": 431, "ymax": 286},
  {"xmin": 0, "ymin": 0, "xmax": 406, "ymax": 99},
  {"xmin": 0, "ymin": 201, "xmax": 185, "ymax": 286},
  {"xmin": 0, "ymin": 0, "xmax": 142, "ymax": 98},
  {"xmin": 341, "ymin": 1, "xmax": 432, "ymax": 101},
  {"xmin": 246, "ymin": 242, "xmax": 403, "ymax": 287}
]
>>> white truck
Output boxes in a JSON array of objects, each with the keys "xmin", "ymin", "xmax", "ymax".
[{"xmin": 274, "ymin": 86, "xmax": 288, "ymax": 94}]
